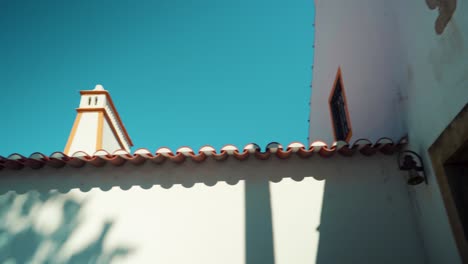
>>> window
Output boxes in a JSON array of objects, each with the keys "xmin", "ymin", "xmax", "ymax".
[{"xmin": 329, "ymin": 68, "xmax": 352, "ymax": 142}]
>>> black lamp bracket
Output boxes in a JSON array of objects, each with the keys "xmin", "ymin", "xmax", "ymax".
[{"xmin": 398, "ymin": 150, "xmax": 428, "ymax": 185}]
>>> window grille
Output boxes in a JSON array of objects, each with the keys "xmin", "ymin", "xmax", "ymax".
[{"xmin": 330, "ymin": 73, "xmax": 351, "ymax": 141}]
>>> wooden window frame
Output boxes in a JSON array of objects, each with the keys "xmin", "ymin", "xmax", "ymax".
[
  {"xmin": 429, "ymin": 103, "xmax": 468, "ymax": 262},
  {"xmin": 329, "ymin": 67, "xmax": 352, "ymax": 142}
]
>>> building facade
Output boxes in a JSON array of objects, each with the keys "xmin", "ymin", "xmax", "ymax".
[
  {"xmin": 309, "ymin": 0, "xmax": 468, "ymax": 262},
  {"xmin": 0, "ymin": 140, "xmax": 424, "ymax": 263},
  {"xmin": 0, "ymin": 1, "xmax": 467, "ymax": 263}
]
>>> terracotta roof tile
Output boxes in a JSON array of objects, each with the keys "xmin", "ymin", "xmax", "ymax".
[{"xmin": 0, "ymin": 137, "xmax": 406, "ymax": 171}]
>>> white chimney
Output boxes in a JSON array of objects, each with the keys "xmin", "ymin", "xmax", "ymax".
[{"xmin": 64, "ymin": 84, "xmax": 133, "ymax": 155}]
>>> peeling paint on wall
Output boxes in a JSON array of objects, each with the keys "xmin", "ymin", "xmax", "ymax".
[{"xmin": 426, "ymin": 0, "xmax": 457, "ymax": 35}]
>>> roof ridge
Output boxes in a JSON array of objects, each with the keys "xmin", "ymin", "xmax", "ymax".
[{"xmin": 0, "ymin": 137, "xmax": 406, "ymax": 170}]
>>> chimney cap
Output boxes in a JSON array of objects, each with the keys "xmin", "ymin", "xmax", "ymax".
[{"xmin": 94, "ymin": 84, "xmax": 105, "ymax": 91}]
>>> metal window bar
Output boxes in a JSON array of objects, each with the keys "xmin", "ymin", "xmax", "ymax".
[{"xmin": 331, "ymin": 84, "xmax": 349, "ymax": 141}]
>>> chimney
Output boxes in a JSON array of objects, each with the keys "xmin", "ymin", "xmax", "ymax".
[{"xmin": 64, "ymin": 84, "xmax": 133, "ymax": 155}]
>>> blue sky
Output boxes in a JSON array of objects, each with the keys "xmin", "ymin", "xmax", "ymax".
[{"xmin": 0, "ymin": 0, "xmax": 314, "ymax": 156}]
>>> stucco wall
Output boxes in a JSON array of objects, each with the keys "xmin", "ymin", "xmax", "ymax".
[
  {"xmin": 392, "ymin": 1, "xmax": 468, "ymax": 263},
  {"xmin": 79, "ymin": 95, "xmax": 107, "ymax": 109},
  {"xmin": 309, "ymin": 1, "xmax": 468, "ymax": 262},
  {"xmin": 102, "ymin": 118, "xmax": 121, "ymax": 153},
  {"xmin": 0, "ymin": 154, "xmax": 425, "ymax": 263},
  {"xmin": 67, "ymin": 112, "xmax": 98, "ymax": 155},
  {"xmin": 309, "ymin": 0, "xmax": 406, "ymax": 144}
]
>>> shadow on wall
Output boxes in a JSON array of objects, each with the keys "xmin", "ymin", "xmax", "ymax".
[
  {"xmin": 0, "ymin": 155, "xmax": 427, "ymax": 263},
  {"xmin": 0, "ymin": 157, "xmax": 320, "ymax": 264},
  {"xmin": 315, "ymin": 158, "xmax": 426, "ymax": 264},
  {"xmin": 0, "ymin": 157, "xmax": 328, "ymax": 194},
  {"xmin": 245, "ymin": 174, "xmax": 275, "ymax": 264},
  {"xmin": 0, "ymin": 157, "xmax": 293, "ymax": 264},
  {"xmin": 0, "ymin": 191, "xmax": 133, "ymax": 263}
]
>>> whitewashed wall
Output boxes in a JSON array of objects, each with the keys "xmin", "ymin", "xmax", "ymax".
[
  {"xmin": 309, "ymin": 0, "xmax": 406, "ymax": 144},
  {"xmin": 0, "ymin": 155, "xmax": 425, "ymax": 263},
  {"xmin": 102, "ymin": 119, "xmax": 121, "ymax": 152},
  {"xmin": 78, "ymin": 95, "xmax": 107, "ymax": 109},
  {"xmin": 67, "ymin": 112, "xmax": 99, "ymax": 155},
  {"xmin": 309, "ymin": 1, "xmax": 468, "ymax": 262},
  {"xmin": 392, "ymin": 1, "xmax": 468, "ymax": 263}
]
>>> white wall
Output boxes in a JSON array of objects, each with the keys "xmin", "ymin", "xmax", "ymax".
[
  {"xmin": 309, "ymin": 1, "xmax": 468, "ymax": 262},
  {"xmin": 74, "ymin": 92, "xmax": 131, "ymax": 153},
  {"xmin": 309, "ymin": 0, "xmax": 406, "ymax": 144},
  {"xmin": 103, "ymin": 104, "xmax": 131, "ymax": 152},
  {"xmin": 102, "ymin": 118, "xmax": 122, "ymax": 153},
  {"xmin": 0, "ymin": 155, "xmax": 425, "ymax": 263},
  {"xmin": 79, "ymin": 95, "xmax": 107, "ymax": 109},
  {"xmin": 67, "ymin": 112, "xmax": 98, "ymax": 156},
  {"xmin": 391, "ymin": 1, "xmax": 468, "ymax": 263}
]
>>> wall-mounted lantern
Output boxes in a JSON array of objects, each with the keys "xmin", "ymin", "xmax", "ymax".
[{"xmin": 398, "ymin": 150, "xmax": 427, "ymax": 185}]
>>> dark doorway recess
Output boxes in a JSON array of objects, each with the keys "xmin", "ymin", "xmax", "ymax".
[{"xmin": 429, "ymin": 103, "xmax": 468, "ymax": 262}]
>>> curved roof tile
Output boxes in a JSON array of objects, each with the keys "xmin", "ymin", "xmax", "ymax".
[{"xmin": 0, "ymin": 138, "xmax": 406, "ymax": 171}]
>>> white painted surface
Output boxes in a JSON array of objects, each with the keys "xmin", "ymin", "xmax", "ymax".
[
  {"xmin": 309, "ymin": 0, "xmax": 405, "ymax": 144},
  {"xmin": 102, "ymin": 118, "xmax": 122, "ymax": 153},
  {"xmin": 310, "ymin": 1, "xmax": 468, "ymax": 262},
  {"xmin": 270, "ymin": 177, "xmax": 324, "ymax": 263},
  {"xmin": 67, "ymin": 112, "xmax": 98, "ymax": 155},
  {"xmin": 0, "ymin": 155, "xmax": 425, "ymax": 263},
  {"xmin": 392, "ymin": 1, "xmax": 468, "ymax": 263},
  {"xmin": 94, "ymin": 84, "xmax": 105, "ymax": 91},
  {"xmin": 67, "ymin": 85, "xmax": 131, "ymax": 155},
  {"xmin": 63, "ymin": 184, "xmax": 246, "ymax": 264},
  {"xmin": 79, "ymin": 94, "xmax": 107, "ymax": 109},
  {"xmin": 103, "ymin": 104, "xmax": 131, "ymax": 152}
]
